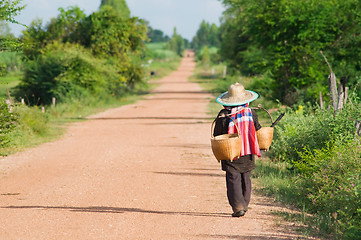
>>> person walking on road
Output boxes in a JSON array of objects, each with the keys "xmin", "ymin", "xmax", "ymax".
[{"xmin": 213, "ymin": 83, "xmax": 262, "ymax": 217}]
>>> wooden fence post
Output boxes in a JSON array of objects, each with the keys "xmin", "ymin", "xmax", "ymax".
[
  {"xmin": 344, "ymin": 87, "xmax": 349, "ymax": 105},
  {"xmin": 355, "ymin": 120, "xmax": 361, "ymax": 137},
  {"xmin": 5, "ymin": 99, "xmax": 12, "ymax": 113},
  {"xmin": 319, "ymin": 91, "xmax": 324, "ymax": 109},
  {"xmin": 223, "ymin": 66, "xmax": 227, "ymax": 78},
  {"xmin": 329, "ymin": 72, "xmax": 339, "ymax": 111}
]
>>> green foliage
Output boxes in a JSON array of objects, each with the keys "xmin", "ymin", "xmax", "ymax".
[
  {"xmin": 77, "ymin": 6, "xmax": 147, "ymax": 59},
  {"xmin": 220, "ymin": 0, "xmax": 361, "ymax": 105},
  {"xmin": 0, "ymin": 98, "xmax": 18, "ymax": 147},
  {"xmin": 196, "ymin": 46, "xmax": 221, "ymax": 66},
  {"xmin": 14, "ymin": 104, "xmax": 49, "ymax": 135},
  {"xmin": 192, "ymin": 20, "xmax": 220, "ymax": 51},
  {"xmin": 295, "ymin": 140, "xmax": 361, "ymax": 237},
  {"xmin": 17, "ymin": 42, "xmax": 123, "ymax": 105},
  {"xmin": 200, "ymin": 46, "xmax": 210, "ymax": 67},
  {"xmin": 100, "ymin": 0, "xmax": 130, "ymax": 18},
  {"xmin": 0, "ymin": 51, "xmax": 22, "ymax": 71},
  {"xmin": 0, "ymin": 0, "xmax": 25, "ymax": 24},
  {"xmin": 266, "ymin": 94, "xmax": 361, "ymax": 237},
  {"xmin": 147, "ymin": 27, "xmax": 169, "ymax": 43},
  {"xmin": 270, "ymin": 96, "xmax": 361, "ymax": 165},
  {"xmin": 0, "ymin": 0, "xmax": 24, "ymax": 76},
  {"xmin": 145, "ymin": 42, "xmax": 178, "ymax": 61},
  {"xmin": 19, "ymin": 6, "xmax": 148, "ymax": 105},
  {"xmin": 21, "ymin": 6, "xmax": 86, "ymax": 61},
  {"xmin": 166, "ymin": 27, "xmax": 185, "ymax": 57}
]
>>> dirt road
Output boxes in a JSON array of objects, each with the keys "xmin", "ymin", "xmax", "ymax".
[{"xmin": 0, "ymin": 52, "xmax": 307, "ymax": 239}]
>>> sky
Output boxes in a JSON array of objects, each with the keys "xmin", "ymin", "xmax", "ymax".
[{"xmin": 9, "ymin": 0, "xmax": 226, "ymax": 41}]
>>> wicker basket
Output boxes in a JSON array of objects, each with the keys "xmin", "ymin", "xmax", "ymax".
[
  {"xmin": 253, "ymin": 106, "xmax": 274, "ymax": 151},
  {"xmin": 256, "ymin": 127, "xmax": 274, "ymax": 151},
  {"xmin": 210, "ymin": 118, "xmax": 242, "ymax": 162}
]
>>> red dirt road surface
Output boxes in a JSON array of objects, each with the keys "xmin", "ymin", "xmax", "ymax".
[{"xmin": 1, "ymin": 52, "xmax": 310, "ymax": 239}]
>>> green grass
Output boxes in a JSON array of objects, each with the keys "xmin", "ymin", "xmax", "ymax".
[
  {"xmin": 145, "ymin": 42, "xmax": 167, "ymax": 51},
  {"xmin": 143, "ymin": 43, "xmax": 181, "ymax": 80},
  {"xmin": 0, "ymin": 71, "xmax": 22, "ymax": 98},
  {"xmin": 145, "ymin": 42, "xmax": 179, "ymax": 61}
]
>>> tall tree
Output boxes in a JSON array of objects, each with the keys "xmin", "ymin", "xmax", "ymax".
[
  {"xmin": 167, "ymin": 27, "xmax": 185, "ymax": 57},
  {"xmin": 100, "ymin": 0, "xmax": 130, "ymax": 18},
  {"xmin": 220, "ymin": 0, "xmax": 361, "ymax": 105},
  {"xmin": 192, "ymin": 20, "xmax": 220, "ymax": 51}
]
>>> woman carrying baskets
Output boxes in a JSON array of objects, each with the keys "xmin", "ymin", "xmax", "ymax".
[{"xmin": 213, "ymin": 83, "xmax": 262, "ymax": 217}]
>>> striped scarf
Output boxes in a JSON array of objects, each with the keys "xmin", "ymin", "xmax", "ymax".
[{"xmin": 225, "ymin": 104, "xmax": 261, "ymax": 157}]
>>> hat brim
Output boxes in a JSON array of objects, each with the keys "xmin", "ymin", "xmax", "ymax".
[{"xmin": 216, "ymin": 90, "xmax": 259, "ymax": 106}]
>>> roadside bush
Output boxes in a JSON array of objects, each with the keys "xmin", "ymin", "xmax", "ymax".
[
  {"xmin": 196, "ymin": 46, "xmax": 221, "ymax": 65},
  {"xmin": 0, "ymin": 98, "xmax": 18, "ymax": 147},
  {"xmin": 267, "ymin": 94, "xmax": 361, "ymax": 238},
  {"xmin": 20, "ymin": 6, "xmax": 148, "ymax": 106},
  {"xmin": 269, "ymin": 95, "xmax": 361, "ymax": 167},
  {"xmin": 296, "ymin": 139, "xmax": 361, "ymax": 238},
  {"xmin": 16, "ymin": 42, "xmax": 122, "ymax": 105}
]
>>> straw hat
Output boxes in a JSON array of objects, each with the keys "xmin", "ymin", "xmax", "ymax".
[{"xmin": 216, "ymin": 83, "xmax": 259, "ymax": 106}]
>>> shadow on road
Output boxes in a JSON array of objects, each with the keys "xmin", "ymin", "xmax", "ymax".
[
  {"xmin": 195, "ymin": 233, "xmax": 300, "ymax": 240},
  {"xmin": 86, "ymin": 116, "xmax": 213, "ymax": 121},
  {"xmin": 2, "ymin": 205, "xmax": 229, "ymax": 218},
  {"xmin": 153, "ymin": 171, "xmax": 224, "ymax": 178},
  {"xmin": 150, "ymin": 90, "xmax": 209, "ymax": 94}
]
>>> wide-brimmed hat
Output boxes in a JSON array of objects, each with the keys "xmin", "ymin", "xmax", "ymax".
[{"xmin": 216, "ymin": 83, "xmax": 259, "ymax": 106}]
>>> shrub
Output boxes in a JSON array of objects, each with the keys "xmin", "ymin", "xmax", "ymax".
[
  {"xmin": 296, "ymin": 139, "xmax": 361, "ymax": 237},
  {"xmin": 269, "ymin": 95, "xmax": 361, "ymax": 167},
  {"xmin": 268, "ymin": 93, "xmax": 361, "ymax": 237},
  {"xmin": 0, "ymin": 98, "xmax": 18, "ymax": 147},
  {"xmin": 16, "ymin": 42, "xmax": 122, "ymax": 105}
]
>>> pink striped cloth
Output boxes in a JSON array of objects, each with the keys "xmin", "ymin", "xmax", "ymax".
[{"xmin": 225, "ymin": 104, "xmax": 261, "ymax": 157}]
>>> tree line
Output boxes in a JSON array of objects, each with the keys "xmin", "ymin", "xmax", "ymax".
[
  {"xmin": 189, "ymin": 0, "xmax": 361, "ymax": 107},
  {"xmin": 1, "ymin": 0, "xmax": 191, "ymax": 105}
]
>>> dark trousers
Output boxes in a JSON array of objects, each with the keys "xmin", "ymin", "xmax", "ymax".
[{"xmin": 226, "ymin": 170, "xmax": 252, "ymax": 213}]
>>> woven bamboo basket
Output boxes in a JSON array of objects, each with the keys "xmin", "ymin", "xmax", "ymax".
[
  {"xmin": 256, "ymin": 127, "xmax": 274, "ymax": 151},
  {"xmin": 253, "ymin": 106, "xmax": 274, "ymax": 151},
  {"xmin": 211, "ymin": 118, "xmax": 242, "ymax": 162}
]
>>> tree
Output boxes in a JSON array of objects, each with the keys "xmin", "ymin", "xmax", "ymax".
[
  {"xmin": 18, "ymin": 5, "xmax": 148, "ymax": 104},
  {"xmin": 208, "ymin": 23, "xmax": 220, "ymax": 47},
  {"xmin": 220, "ymin": 0, "xmax": 361, "ymax": 105},
  {"xmin": 0, "ymin": 0, "xmax": 25, "ymax": 51},
  {"xmin": 100, "ymin": 0, "xmax": 130, "ymax": 18},
  {"xmin": 0, "ymin": 0, "xmax": 25, "ymax": 24},
  {"xmin": 146, "ymin": 24, "xmax": 169, "ymax": 42},
  {"xmin": 167, "ymin": 27, "xmax": 185, "ymax": 57},
  {"xmin": 192, "ymin": 20, "xmax": 220, "ymax": 52},
  {"xmin": 22, "ymin": 6, "xmax": 86, "ymax": 61}
]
